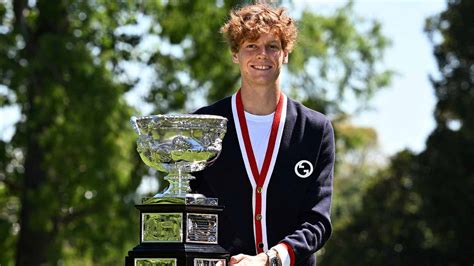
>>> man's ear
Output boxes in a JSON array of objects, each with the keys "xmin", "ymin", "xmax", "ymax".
[
  {"xmin": 283, "ymin": 51, "xmax": 289, "ymax": 64},
  {"xmin": 232, "ymin": 53, "xmax": 239, "ymax": 64}
]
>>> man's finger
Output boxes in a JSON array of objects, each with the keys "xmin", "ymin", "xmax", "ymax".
[{"xmin": 230, "ymin": 253, "xmax": 246, "ymax": 264}]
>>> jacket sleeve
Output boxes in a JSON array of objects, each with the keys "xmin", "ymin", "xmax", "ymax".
[{"xmin": 281, "ymin": 119, "xmax": 335, "ymax": 265}]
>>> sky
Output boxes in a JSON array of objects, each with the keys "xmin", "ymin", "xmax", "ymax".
[
  {"xmin": 0, "ymin": 0, "xmax": 447, "ymax": 158},
  {"xmin": 290, "ymin": 0, "xmax": 446, "ymax": 156}
]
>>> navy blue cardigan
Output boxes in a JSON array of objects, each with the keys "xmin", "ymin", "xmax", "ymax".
[{"xmin": 192, "ymin": 94, "xmax": 335, "ymax": 265}]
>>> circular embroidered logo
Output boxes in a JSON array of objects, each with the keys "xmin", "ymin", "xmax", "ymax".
[{"xmin": 294, "ymin": 160, "xmax": 313, "ymax": 178}]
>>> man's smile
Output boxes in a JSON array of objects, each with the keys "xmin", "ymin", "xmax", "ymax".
[{"xmin": 251, "ymin": 65, "xmax": 272, "ymax": 70}]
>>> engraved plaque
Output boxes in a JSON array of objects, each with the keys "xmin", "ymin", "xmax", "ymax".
[
  {"xmin": 135, "ymin": 258, "xmax": 177, "ymax": 266},
  {"xmin": 142, "ymin": 213, "xmax": 183, "ymax": 242},
  {"xmin": 186, "ymin": 213, "xmax": 218, "ymax": 244},
  {"xmin": 194, "ymin": 258, "xmax": 226, "ymax": 266}
]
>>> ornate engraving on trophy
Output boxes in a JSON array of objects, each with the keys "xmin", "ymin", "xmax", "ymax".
[
  {"xmin": 186, "ymin": 213, "xmax": 218, "ymax": 244},
  {"xmin": 193, "ymin": 258, "xmax": 227, "ymax": 266},
  {"xmin": 142, "ymin": 213, "xmax": 183, "ymax": 242},
  {"xmin": 135, "ymin": 258, "xmax": 177, "ymax": 266},
  {"xmin": 131, "ymin": 115, "xmax": 227, "ymax": 198}
]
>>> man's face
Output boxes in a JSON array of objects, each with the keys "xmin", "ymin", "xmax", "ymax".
[{"xmin": 232, "ymin": 32, "xmax": 288, "ymax": 88}]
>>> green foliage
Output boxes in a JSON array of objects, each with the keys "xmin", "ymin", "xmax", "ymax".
[
  {"xmin": 416, "ymin": 0, "xmax": 474, "ymax": 262},
  {"xmin": 330, "ymin": 120, "xmax": 381, "ymax": 232},
  {"xmin": 0, "ymin": 0, "xmax": 141, "ymax": 264},
  {"xmin": 288, "ymin": 2, "xmax": 392, "ymax": 114},
  {"xmin": 322, "ymin": 0, "xmax": 474, "ymax": 264},
  {"xmin": 322, "ymin": 150, "xmax": 436, "ymax": 265},
  {"xmin": 138, "ymin": 0, "xmax": 242, "ymax": 109}
]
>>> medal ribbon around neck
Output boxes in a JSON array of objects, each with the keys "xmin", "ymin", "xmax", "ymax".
[{"xmin": 236, "ymin": 89, "xmax": 284, "ymax": 253}]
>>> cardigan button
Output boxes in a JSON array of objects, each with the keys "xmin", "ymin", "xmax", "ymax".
[
  {"xmin": 258, "ymin": 242, "xmax": 264, "ymax": 249},
  {"xmin": 256, "ymin": 214, "xmax": 262, "ymax": 221},
  {"xmin": 257, "ymin": 187, "xmax": 263, "ymax": 193}
]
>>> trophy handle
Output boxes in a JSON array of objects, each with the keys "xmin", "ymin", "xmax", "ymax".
[
  {"xmin": 130, "ymin": 116, "xmax": 142, "ymax": 135},
  {"xmin": 205, "ymin": 139, "xmax": 225, "ymax": 168}
]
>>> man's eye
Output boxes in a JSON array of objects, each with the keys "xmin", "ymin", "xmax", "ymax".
[{"xmin": 246, "ymin": 44, "xmax": 256, "ymax": 48}]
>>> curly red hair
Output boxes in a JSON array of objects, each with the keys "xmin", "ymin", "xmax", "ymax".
[{"xmin": 220, "ymin": 3, "xmax": 298, "ymax": 53}]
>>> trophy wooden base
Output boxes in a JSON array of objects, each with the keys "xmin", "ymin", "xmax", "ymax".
[{"xmin": 125, "ymin": 203, "xmax": 230, "ymax": 266}]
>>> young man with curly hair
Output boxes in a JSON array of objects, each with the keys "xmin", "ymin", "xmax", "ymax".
[{"xmin": 193, "ymin": 3, "xmax": 335, "ymax": 265}]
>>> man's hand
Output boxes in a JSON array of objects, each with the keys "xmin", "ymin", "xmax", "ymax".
[{"xmin": 229, "ymin": 253, "xmax": 268, "ymax": 266}]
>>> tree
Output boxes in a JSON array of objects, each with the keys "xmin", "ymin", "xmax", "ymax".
[
  {"xmin": 321, "ymin": 0, "xmax": 474, "ymax": 264},
  {"xmin": 287, "ymin": 2, "xmax": 392, "ymax": 115},
  {"xmin": 329, "ymin": 119, "xmax": 382, "ymax": 232},
  {"xmin": 417, "ymin": 0, "xmax": 474, "ymax": 262},
  {"xmin": 321, "ymin": 150, "xmax": 435, "ymax": 265},
  {"xmin": 0, "ymin": 1, "xmax": 140, "ymax": 264}
]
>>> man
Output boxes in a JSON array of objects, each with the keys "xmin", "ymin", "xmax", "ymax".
[{"xmin": 192, "ymin": 3, "xmax": 335, "ymax": 265}]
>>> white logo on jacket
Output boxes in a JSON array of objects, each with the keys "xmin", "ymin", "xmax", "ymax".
[{"xmin": 294, "ymin": 160, "xmax": 313, "ymax": 178}]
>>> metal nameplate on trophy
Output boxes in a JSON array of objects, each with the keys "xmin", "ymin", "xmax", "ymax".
[
  {"xmin": 142, "ymin": 213, "xmax": 183, "ymax": 243},
  {"xmin": 186, "ymin": 213, "xmax": 218, "ymax": 244},
  {"xmin": 125, "ymin": 114, "xmax": 230, "ymax": 266},
  {"xmin": 194, "ymin": 258, "xmax": 227, "ymax": 266}
]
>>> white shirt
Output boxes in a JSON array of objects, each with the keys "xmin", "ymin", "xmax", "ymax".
[
  {"xmin": 244, "ymin": 111, "xmax": 274, "ymax": 171},
  {"xmin": 244, "ymin": 111, "xmax": 291, "ymax": 265}
]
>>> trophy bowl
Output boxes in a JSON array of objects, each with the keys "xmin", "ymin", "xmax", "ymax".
[{"xmin": 131, "ymin": 114, "xmax": 227, "ymax": 200}]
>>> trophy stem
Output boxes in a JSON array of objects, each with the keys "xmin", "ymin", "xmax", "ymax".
[{"xmin": 163, "ymin": 170, "xmax": 194, "ymax": 197}]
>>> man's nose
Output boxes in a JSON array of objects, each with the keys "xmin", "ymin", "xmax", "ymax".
[{"xmin": 256, "ymin": 47, "xmax": 268, "ymax": 59}]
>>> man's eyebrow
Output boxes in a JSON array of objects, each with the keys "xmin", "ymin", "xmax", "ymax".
[
  {"xmin": 268, "ymin": 40, "xmax": 281, "ymax": 45},
  {"xmin": 243, "ymin": 39, "xmax": 280, "ymax": 45}
]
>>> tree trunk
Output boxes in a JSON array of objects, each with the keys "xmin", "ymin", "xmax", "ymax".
[
  {"xmin": 13, "ymin": 1, "xmax": 62, "ymax": 263},
  {"xmin": 15, "ymin": 54, "xmax": 55, "ymax": 266}
]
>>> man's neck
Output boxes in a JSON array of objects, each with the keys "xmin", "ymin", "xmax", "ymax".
[{"xmin": 240, "ymin": 84, "xmax": 280, "ymax": 115}]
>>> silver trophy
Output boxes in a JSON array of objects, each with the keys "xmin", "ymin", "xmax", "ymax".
[
  {"xmin": 126, "ymin": 114, "xmax": 229, "ymax": 266},
  {"xmin": 131, "ymin": 114, "xmax": 227, "ymax": 203}
]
